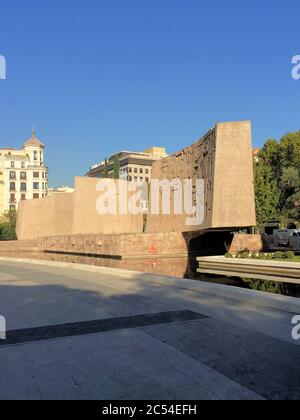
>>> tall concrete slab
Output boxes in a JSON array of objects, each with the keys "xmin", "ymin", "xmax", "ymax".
[
  {"xmin": 72, "ymin": 177, "xmax": 144, "ymax": 236},
  {"xmin": 146, "ymin": 121, "xmax": 256, "ymax": 233},
  {"xmin": 17, "ymin": 177, "xmax": 144, "ymax": 240},
  {"xmin": 211, "ymin": 121, "xmax": 256, "ymax": 228},
  {"xmin": 16, "ymin": 193, "xmax": 74, "ymax": 240}
]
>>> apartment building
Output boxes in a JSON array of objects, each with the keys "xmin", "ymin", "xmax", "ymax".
[
  {"xmin": 0, "ymin": 130, "xmax": 48, "ymax": 214},
  {"xmin": 87, "ymin": 147, "xmax": 168, "ymax": 183}
]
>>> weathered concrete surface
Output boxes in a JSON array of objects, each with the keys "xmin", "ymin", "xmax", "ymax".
[
  {"xmin": 16, "ymin": 193, "xmax": 74, "ymax": 240},
  {"xmin": 0, "ymin": 259, "xmax": 298, "ymax": 400},
  {"xmin": 147, "ymin": 121, "xmax": 256, "ymax": 233},
  {"xmin": 72, "ymin": 177, "xmax": 143, "ymax": 236},
  {"xmin": 17, "ymin": 177, "xmax": 144, "ymax": 240},
  {"xmin": 197, "ymin": 256, "xmax": 300, "ymax": 285}
]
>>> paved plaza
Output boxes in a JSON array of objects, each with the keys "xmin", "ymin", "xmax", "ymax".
[{"xmin": 0, "ymin": 259, "xmax": 299, "ymax": 400}]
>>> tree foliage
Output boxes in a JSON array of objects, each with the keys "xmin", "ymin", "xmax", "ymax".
[
  {"xmin": 113, "ymin": 156, "xmax": 120, "ymax": 179},
  {"xmin": 255, "ymin": 130, "xmax": 300, "ymax": 226},
  {"xmin": 0, "ymin": 210, "xmax": 17, "ymax": 241},
  {"xmin": 104, "ymin": 158, "xmax": 109, "ymax": 178}
]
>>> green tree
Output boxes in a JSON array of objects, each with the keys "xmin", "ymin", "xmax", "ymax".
[
  {"xmin": 0, "ymin": 210, "xmax": 17, "ymax": 241},
  {"xmin": 256, "ymin": 129, "xmax": 300, "ymax": 226},
  {"xmin": 113, "ymin": 156, "xmax": 120, "ymax": 179},
  {"xmin": 254, "ymin": 163, "xmax": 280, "ymax": 227},
  {"xmin": 104, "ymin": 158, "xmax": 109, "ymax": 178}
]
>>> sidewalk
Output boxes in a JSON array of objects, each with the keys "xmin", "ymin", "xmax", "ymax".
[{"xmin": 0, "ymin": 258, "xmax": 299, "ymax": 400}]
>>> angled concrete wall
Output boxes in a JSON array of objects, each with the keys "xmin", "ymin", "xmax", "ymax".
[{"xmin": 146, "ymin": 121, "xmax": 256, "ymax": 233}]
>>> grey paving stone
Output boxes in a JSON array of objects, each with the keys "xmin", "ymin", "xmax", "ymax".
[
  {"xmin": 146, "ymin": 367, "xmax": 195, "ymax": 388},
  {"xmin": 17, "ymin": 341, "xmax": 59, "ymax": 367},
  {"xmin": 80, "ymin": 378, "xmax": 129, "ymax": 400},
  {"xmin": 0, "ymin": 260, "xmax": 298, "ymax": 400},
  {"xmin": 35, "ymin": 375, "xmax": 85, "ymax": 401},
  {"xmin": 102, "ymin": 365, "xmax": 158, "ymax": 387},
  {"xmin": 167, "ymin": 384, "xmax": 219, "ymax": 400},
  {"xmin": 0, "ymin": 375, "xmax": 42, "ymax": 401},
  {"xmin": 209, "ymin": 358, "xmax": 295, "ymax": 400},
  {"xmin": 145, "ymin": 318, "xmax": 299, "ymax": 400},
  {"xmin": 125, "ymin": 384, "xmax": 175, "ymax": 401}
]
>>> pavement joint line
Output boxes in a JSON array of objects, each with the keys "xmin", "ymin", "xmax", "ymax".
[{"xmin": 0, "ymin": 310, "xmax": 209, "ymax": 347}]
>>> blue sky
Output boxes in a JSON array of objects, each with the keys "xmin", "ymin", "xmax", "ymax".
[{"xmin": 0, "ymin": 0, "xmax": 299, "ymax": 187}]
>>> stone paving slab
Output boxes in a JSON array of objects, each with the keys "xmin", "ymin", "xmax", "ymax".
[
  {"xmin": 0, "ymin": 259, "xmax": 299, "ymax": 400},
  {"xmin": 143, "ymin": 318, "xmax": 300, "ymax": 400},
  {"xmin": 0, "ymin": 310, "xmax": 208, "ymax": 347},
  {"xmin": 0, "ymin": 327, "xmax": 265, "ymax": 401}
]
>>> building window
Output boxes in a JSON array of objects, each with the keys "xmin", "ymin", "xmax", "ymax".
[
  {"xmin": 20, "ymin": 183, "xmax": 27, "ymax": 192},
  {"xmin": 140, "ymin": 177, "xmax": 143, "ymax": 182},
  {"xmin": 10, "ymin": 194, "xmax": 15, "ymax": 203},
  {"xmin": 21, "ymin": 162, "xmax": 25, "ymax": 169},
  {"xmin": 140, "ymin": 168, "xmax": 143, "ymax": 174},
  {"xmin": 34, "ymin": 151, "xmax": 38, "ymax": 161},
  {"xmin": 33, "ymin": 172, "xmax": 39, "ymax": 178},
  {"xmin": 128, "ymin": 168, "xmax": 132, "ymax": 173},
  {"xmin": 9, "ymin": 171, "xmax": 16, "ymax": 179},
  {"xmin": 42, "ymin": 172, "xmax": 45, "ymax": 178},
  {"xmin": 134, "ymin": 177, "xmax": 138, "ymax": 182},
  {"xmin": 145, "ymin": 177, "xmax": 149, "ymax": 183},
  {"xmin": 11, "ymin": 162, "xmax": 15, "ymax": 168},
  {"xmin": 33, "ymin": 182, "xmax": 39, "ymax": 190},
  {"xmin": 10, "ymin": 182, "xmax": 16, "ymax": 191},
  {"xmin": 9, "ymin": 205, "xmax": 16, "ymax": 212},
  {"xmin": 33, "ymin": 193, "xmax": 39, "ymax": 199},
  {"xmin": 134, "ymin": 168, "xmax": 138, "ymax": 174},
  {"xmin": 145, "ymin": 169, "xmax": 149, "ymax": 174},
  {"xmin": 20, "ymin": 172, "xmax": 27, "ymax": 180},
  {"xmin": 21, "ymin": 194, "xmax": 26, "ymax": 201}
]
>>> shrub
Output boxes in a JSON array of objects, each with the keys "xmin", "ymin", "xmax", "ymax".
[
  {"xmin": 225, "ymin": 253, "xmax": 233, "ymax": 258},
  {"xmin": 273, "ymin": 251, "xmax": 284, "ymax": 260},
  {"xmin": 240, "ymin": 252, "xmax": 250, "ymax": 259},
  {"xmin": 0, "ymin": 210, "xmax": 17, "ymax": 241},
  {"xmin": 284, "ymin": 251, "xmax": 295, "ymax": 260}
]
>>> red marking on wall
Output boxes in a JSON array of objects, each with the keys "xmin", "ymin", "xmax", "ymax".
[{"xmin": 149, "ymin": 245, "xmax": 158, "ymax": 254}]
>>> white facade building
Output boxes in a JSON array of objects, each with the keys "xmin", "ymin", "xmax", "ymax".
[{"xmin": 0, "ymin": 130, "xmax": 48, "ymax": 214}]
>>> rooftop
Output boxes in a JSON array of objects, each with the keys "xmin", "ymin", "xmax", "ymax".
[{"xmin": 24, "ymin": 129, "xmax": 45, "ymax": 148}]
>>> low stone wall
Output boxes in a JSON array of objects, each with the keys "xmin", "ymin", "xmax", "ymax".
[
  {"xmin": 0, "ymin": 232, "xmax": 191, "ymax": 278},
  {"xmin": 229, "ymin": 234, "xmax": 263, "ymax": 253},
  {"xmin": 40, "ymin": 231, "xmax": 190, "ymax": 257},
  {"xmin": 0, "ymin": 240, "xmax": 39, "ymax": 252},
  {"xmin": 0, "ymin": 233, "xmax": 264, "ymax": 278}
]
